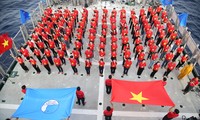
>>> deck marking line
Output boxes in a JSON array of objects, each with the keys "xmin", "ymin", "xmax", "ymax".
[
  {"xmin": 0, "ymin": 103, "xmax": 199, "ymax": 118},
  {"xmin": 97, "ymin": 69, "xmax": 105, "ymax": 120}
]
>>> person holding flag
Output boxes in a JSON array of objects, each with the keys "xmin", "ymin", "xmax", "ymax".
[
  {"xmin": 162, "ymin": 106, "xmax": 179, "ymax": 120},
  {"xmin": 182, "ymin": 76, "xmax": 199, "ymax": 94},
  {"xmin": 103, "ymin": 102, "xmax": 114, "ymax": 120},
  {"xmin": 76, "ymin": 86, "xmax": 86, "ymax": 106},
  {"xmin": 105, "ymin": 75, "xmax": 112, "ymax": 94}
]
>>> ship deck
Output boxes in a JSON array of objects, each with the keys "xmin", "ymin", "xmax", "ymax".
[{"xmin": 0, "ymin": 1, "xmax": 200, "ymax": 120}]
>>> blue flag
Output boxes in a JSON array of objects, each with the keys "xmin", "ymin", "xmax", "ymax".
[
  {"xmin": 178, "ymin": 13, "xmax": 188, "ymax": 27},
  {"xmin": 20, "ymin": 9, "xmax": 30, "ymax": 24},
  {"xmin": 160, "ymin": 0, "xmax": 173, "ymax": 6},
  {"xmin": 12, "ymin": 88, "xmax": 76, "ymax": 120}
]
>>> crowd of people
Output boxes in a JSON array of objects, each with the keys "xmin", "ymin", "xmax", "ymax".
[
  {"xmin": 12, "ymin": 3, "xmax": 191, "ymax": 79},
  {"xmin": 12, "ymin": 2, "xmax": 200, "ymax": 120}
]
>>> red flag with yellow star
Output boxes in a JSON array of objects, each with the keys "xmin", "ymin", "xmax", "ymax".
[
  {"xmin": 111, "ymin": 79, "xmax": 175, "ymax": 106},
  {"xmin": 0, "ymin": 33, "xmax": 13, "ymax": 54}
]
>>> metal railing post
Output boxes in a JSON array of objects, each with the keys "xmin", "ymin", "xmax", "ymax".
[
  {"xmin": 11, "ymin": 39, "xmax": 18, "ymax": 53},
  {"xmin": 38, "ymin": 2, "xmax": 44, "ymax": 17},
  {"xmin": 184, "ymin": 31, "xmax": 191, "ymax": 45},
  {"xmin": 175, "ymin": 16, "xmax": 179, "ymax": 29},
  {"xmin": 168, "ymin": 5, "xmax": 174, "ymax": 19},
  {"xmin": 30, "ymin": 15, "xmax": 36, "ymax": 28},
  {"xmin": 20, "ymin": 25, "xmax": 27, "ymax": 43},
  {"xmin": 23, "ymin": 24, "xmax": 29, "ymax": 41},
  {"xmin": 0, "ymin": 66, "xmax": 8, "ymax": 78}
]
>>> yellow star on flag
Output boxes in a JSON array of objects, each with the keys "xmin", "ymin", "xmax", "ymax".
[
  {"xmin": 2, "ymin": 39, "xmax": 9, "ymax": 48},
  {"xmin": 130, "ymin": 91, "xmax": 149, "ymax": 103}
]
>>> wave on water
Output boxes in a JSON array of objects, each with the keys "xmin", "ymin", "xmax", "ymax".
[{"xmin": 174, "ymin": 0, "xmax": 200, "ymax": 45}]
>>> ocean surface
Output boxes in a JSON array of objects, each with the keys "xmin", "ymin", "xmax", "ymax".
[
  {"xmin": 0, "ymin": 0, "xmax": 199, "ymax": 72},
  {"xmin": 0, "ymin": 0, "xmax": 200, "ymax": 43}
]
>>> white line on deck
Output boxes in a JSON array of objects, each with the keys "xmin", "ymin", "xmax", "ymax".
[
  {"xmin": 97, "ymin": 69, "xmax": 105, "ymax": 120},
  {"xmin": 0, "ymin": 103, "xmax": 198, "ymax": 118}
]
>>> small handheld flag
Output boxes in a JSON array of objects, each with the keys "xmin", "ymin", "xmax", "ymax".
[
  {"xmin": 20, "ymin": 9, "xmax": 30, "ymax": 24},
  {"xmin": 178, "ymin": 13, "xmax": 188, "ymax": 27}
]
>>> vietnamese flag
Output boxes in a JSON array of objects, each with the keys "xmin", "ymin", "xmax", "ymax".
[
  {"xmin": 111, "ymin": 79, "xmax": 175, "ymax": 106},
  {"xmin": 0, "ymin": 33, "xmax": 13, "ymax": 54}
]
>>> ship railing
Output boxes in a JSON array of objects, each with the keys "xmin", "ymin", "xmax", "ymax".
[
  {"xmin": 0, "ymin": 1, "xmax": 48, "ymax": 89},
  {"xmin": 166, "ymin": 5, "xmax": 200, "ymax": 77}
]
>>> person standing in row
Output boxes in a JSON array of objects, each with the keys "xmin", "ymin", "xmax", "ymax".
[
  {"xmin": 61, "ymin": 42, "xmax": 68, "ymax": 57},
  {"xmin": 148, "ymin": 52, "xmax": 158, "ymax": 69},
  {"xmin": 176, "ymin": 54, "xmax": 188, "ymax": 69},
  {"xmin": 150, "ymin": 61, "xmax": 161, "ymax": 78},
  {"xmin": 105, "ymin": 75, "xmax": 112, "ymax": 94},
  {"xmin": 44, "ymin": 48, "xmax": 54, "ymax": 65},
  {"xmin": 29, "ymin": 57, "xmax": 41, "ymax": 74},
  {"xmin": 53, "ymin": 56, "xmax": 63, "ymax": 74},
  {"xmin": 182, "ymin": 76, "xmax": 199, "ymax": 95},
  {"xmin": 122, "ymin": 58, "xmax": 132, "ymax": 77},
  {"xmin": 85, "ymin": 47, "xmax": 93, "ymax": 60},
  {"xmin": 11, "ymin": 55, "xmax": 29, "ymax": 72},
  {"xmin": 172, "ymin": 45, "xmax": 184, "ymax": 62},
  {"xmin": 72, "ymin": 48, "xmax": 80, "ymax": 66},
  {"xmin": 41, "ymin": 56, "xmax": 51, "ymax": 74},
  {"xmin": 137, "ymin": 59, "xmax": 146, "ymax": 78},
  {"xmin": 161, "ymin": 51, "xmax": 174, "ymax": 68},
  {"xmin": 110, "ymin": 59, "xmax": 117, "ymax": 76},
  {"xmin": 163, "ymin": 61, "xmax": 176, "ymax": 77},
  {"xmin": 69, "ymin": 55, "xmax": 78, "ymax": 75},
  {"xmin": 19, "ymin": 46, "xmax": 30, "ymax": 60},
  {"xmin": 57, "ymin": 49, "xmax": 66, "ymax": 65},
  {"xmin": 76, "ymin": 86, "xmax": 86, "ymax": 106},
  {"xmin": 33, "ymin": 48, "xmax": 42, "ymax": 63},
  {"xmin": 99, "ymin": 58, "xmax": 105, "ymax": 77},
  {"xmin": 85, "ymin": 58, "xmax": 92, "ymax": 76}
]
